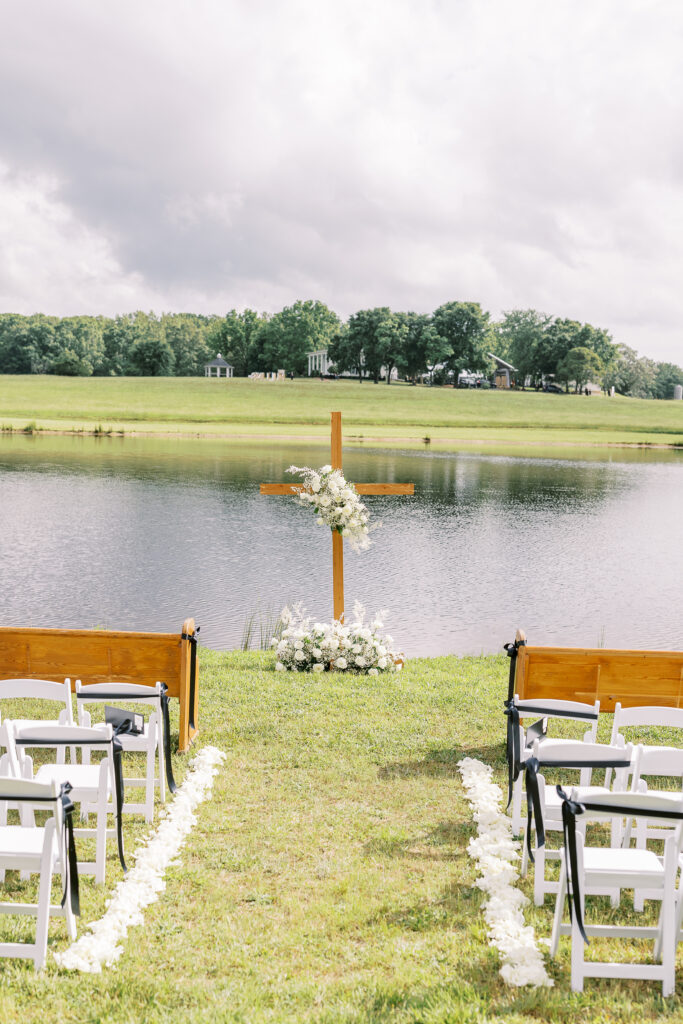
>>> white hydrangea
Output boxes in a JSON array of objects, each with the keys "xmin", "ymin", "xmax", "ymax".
[
  {"xmin": 271, "ymin": 602, "xmax": 401, "ymax": 675},
  {"xmin": 286, "ymin": 465, "xmax": 373, "ymax": 552}
]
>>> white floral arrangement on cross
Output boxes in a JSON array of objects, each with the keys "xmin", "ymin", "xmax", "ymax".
[
  {"xmin": 273, "ymin": 602, "xmax": 402, "ymax": 674},
  {"xmin": 287, "ymin": 464, "xmax": 372, "ymax": 552}
]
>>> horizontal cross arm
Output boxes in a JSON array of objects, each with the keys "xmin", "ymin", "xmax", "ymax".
[
  {"xmin": 260, "ymin": 482, "xmax": 414, "ymax": 496},
  {"xmin": 355, "ymin": 483, "xmax": 414, "ymax": 495}
]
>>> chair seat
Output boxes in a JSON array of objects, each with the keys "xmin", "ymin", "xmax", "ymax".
[
  {"xmin": 0, "ymin": 825, "xmax": 58, "ymax": 862},
  {"xmin": 584, "ymin": 846, "xmax": 664, "ymax": 880},
  {"xmin": 34, "ymin": 764, "xmax": 104, "ymax": 795}
]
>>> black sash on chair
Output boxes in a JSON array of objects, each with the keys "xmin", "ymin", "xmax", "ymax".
[{"xmin": 557, "ymin": 787, "xmax": 683, "ymax": 944}]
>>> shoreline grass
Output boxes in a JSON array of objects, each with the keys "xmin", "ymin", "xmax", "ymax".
[
  {"xmin": 4, "ymin": 651, "xmax": 683, "ymax": 1022},
  {"xmin": 0, "ymin": 376, "xmax": 681, "ymax": 451}
]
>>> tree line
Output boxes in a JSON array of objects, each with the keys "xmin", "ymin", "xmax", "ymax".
[{"xmin": 1, "ymin": 300, "xmax": 681, "ymax": 399}]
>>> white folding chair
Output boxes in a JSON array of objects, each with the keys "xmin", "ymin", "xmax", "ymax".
[
  {"xmin": 521, "ymin": 740, "xmax": 633, "ymax": 906},
  {"xmin": 605, "ymin": 704, "xmax": 683, "ymax": 787},
  {"xmin": 0, "ymin": 776, "xmax": 79, "ymax": 970},
  {"xmin": 506, "ymin": 695, "xmax": 600, "ymax": 835},
  {"xmin": 0, "ymin": 678, "xmax": 74, "ymax": 763},
  {"xmin": 550, "ymin": 788, "xmax": 683, "ymax": 996},
  {"xmin": 6, "ymin": 723, "xmax": 126, "ymax": 886},
  {"xmin": 75, "ymin": 681, "xmax": 175, "ymax": 822}
]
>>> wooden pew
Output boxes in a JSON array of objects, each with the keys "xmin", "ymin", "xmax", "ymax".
[
  {"xmin": 509, "ymin": 629, "xmax": 683, "ymax": 711},
  {"xmin": 0, "ymin": 618, "xmax": 199, "ymax": 751}
]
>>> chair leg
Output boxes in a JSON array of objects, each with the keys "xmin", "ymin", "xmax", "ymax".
[
  {"xmin": 157, "ymin": 726, "xmax": 166, "ymax": 806},
  {"xmin": 510, "ymin": 774, "xmax": 524, "ymax": 835},
  {"xmin": 145, "ymin": 744, "xmax": 155, "ymax": 823},
  {"xmin": 570, "ymin": 883, "xmax": 586, "ymax": 992},
  {"xmin": 534, "ymin": 842, "xmax": 546, "ymax": 906},
  {"xmin": 95, "ymin": 788, "xmax": 108, "ymax": 885},
  {"xmin": 550, "ymin": 854, "xmax": 567, "ymax": 957},
  {"xmin": 34, "ymin": 825, "xmax": 56, "ymax": 971}
]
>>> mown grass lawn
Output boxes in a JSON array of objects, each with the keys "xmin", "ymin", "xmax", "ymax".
[
  {"xmin": 1, "ymin": 376, "xmax": 682, "ymax": 449},
  {"xmin": 4, "ymin": 651, "xmax": 683, "ymax": 1023}
]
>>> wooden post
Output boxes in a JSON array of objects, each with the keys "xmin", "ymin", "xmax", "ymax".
[
  {"xmin": 331, "ymin": 410, "xmax": 342, "ymax": 470},
  {"xmin": 332, "ymin": 530, "xmax": 344, "ymax": 621}
]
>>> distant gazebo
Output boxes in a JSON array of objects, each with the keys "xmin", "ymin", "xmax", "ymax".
[{"xmin": 204, "ymin": 354, "xmax": 234, "ymax": 379}]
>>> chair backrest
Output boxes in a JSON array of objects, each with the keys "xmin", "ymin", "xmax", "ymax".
[
  {"xmin": 515, "ymin": 695, "xmax": 600, "ymax": 744},
  {"xmin": 570, "ymin": 786, "xmax": 683, "ymax": 824},
  {"xmin": 0, "ymin": 775, "xmax": 61, "ymax": 801},
  {"xmin": 0, "ymin": 678, "xmax": 73, "ymax": 722},
  {"xmin": 75, "ymin": 680, "xmax": 162, "ymax": 706},
  {"xmin": 610, "ymin": 703, "xmax": 683, "ymax": 746},
  {"xmin": 532, "ymin": 739, "xmax": 633, "ymax": 788},
  {"xmin": 631, "ymin": 744, "xmax": 683, "ymax": 785},
  {"xmin": 13, "ymin": 723, "xmax": 113, "ymax": 748}
]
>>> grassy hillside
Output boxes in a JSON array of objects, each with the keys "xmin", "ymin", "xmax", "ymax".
[{"xmin": 1, "ymin": 375, "xmax": 682, "ymax": 448}]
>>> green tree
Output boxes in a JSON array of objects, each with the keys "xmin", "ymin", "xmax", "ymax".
[
  {"xmin": 162, "ymin": 313, "xmax": 213, "ymax": 376},
  {"xmin": 653, "ymin": 361, "xmax": 683, "ymax": 400},
  {"xmin": 49, "ymin": 317, "xmax": 105, "ymax": 376},
  {"xmin": 602, "ymin": 344, "xmax": 657, "ymax": 398},
  {"xmin": 345, "ymin": 308, "xmax": 396, "ymax": 383},
  {"xmin": 432, "ymin": 302, "xmax": 492, "ymax": 382},
  {"xmin": 394, "ymin": 312, "xmax": 450, "ymax": 383},
  {"xmin": 210, "ymin": 309, "xmax": 267, "ymax": 377},
  {"xmin": 258, "ymin": 300, "xmax": 340, "ymax": 376},
  {"xmin": 0, "ymin": 314, "xmax": 33, "ymax": 373},
  {"xmin": 555, "ymin": 346, "xmax": 603, "ymax": 393},
  {"xmin": 495, "ymin": 309, "xmax": 552, "ymax": 388}
]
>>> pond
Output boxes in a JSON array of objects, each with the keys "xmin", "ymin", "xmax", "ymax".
[{"xmin": 0, "ymin": 435, "xmax": 681, "ymax": 656}]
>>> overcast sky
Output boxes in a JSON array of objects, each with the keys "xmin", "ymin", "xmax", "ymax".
[{"xmin": 1, "ymin": 0, "xmax": 682, "ymax": 362}]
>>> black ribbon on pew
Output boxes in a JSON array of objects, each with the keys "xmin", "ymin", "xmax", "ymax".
[
  {"xmin": 524, "ymin": 754, "xmax": 631, "ymax": 863},
  {"xmin": 503, "ymin": 701, "xmax": 522, "ymax": 809},
  {"xmin": 181, "ymin": 627, "xmax": 200, "ymax": 733},
  {"xmin": 556, "ymin": 787, "xmax": 683, "ymax": 944},
  {"xmin": 159, "ymin": 683, "xmax": 177, "ymax": 795},
  {"xmin": 16, "ymin": 734, "xmax": 128, "ymax": 875}
]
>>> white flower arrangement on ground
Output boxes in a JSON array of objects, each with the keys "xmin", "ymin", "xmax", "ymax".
[
  {"xmin": 54, "ymin": 745, "xmax": 226, "ymax": 973},
  {"xmin": 287, "ymin": 464, "xmax": 373, "ymax": 552},
  {"xmin": 272, "ymin": 602, "xmax": 402, "ymax": 674},
  {"xmin": 457, "ymin": 756, "xmax": 553, "ymax": 988}
]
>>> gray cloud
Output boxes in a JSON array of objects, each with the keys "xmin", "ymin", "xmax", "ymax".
[{"xmin": 0, "ymin": 0, "xmax": 682, "ymax": 362}]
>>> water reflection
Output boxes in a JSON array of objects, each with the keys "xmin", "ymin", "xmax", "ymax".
[{"xmin": 0, "ymin": 435, "xmax": 681, "ymax": 656}]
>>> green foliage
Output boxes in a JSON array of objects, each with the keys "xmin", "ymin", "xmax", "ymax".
[
  {"xmin": 556, "ymin": 346, "xmax": 604, "ymax": 392},
  {"xmin": 257, "ymin": 300, "xmax": 340, "ymax": 375},
  {"xmin": 210, "ymin": 308, "xmax": 267, "ymax": 376},
  {"xmin": 433, "ymin": 301, "xmax": 492, "ymax": 380},
  {"xmin": 495, "ymin": 309, "xmax": 552, "ymax": 387},
  {"xmin": 603, "ymin": 344, "xmax": 659, "ymax": 399}
]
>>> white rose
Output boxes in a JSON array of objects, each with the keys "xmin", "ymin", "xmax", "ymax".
[
  {"xmin": 312, "ymin": 663, "xmax": 324, "ymax": 673},
  {"xmin": 368, "ymin": 667, "xmax": 378, "ymax": 677},
  {"xmin": 275, "ymin": 661, "xmax": 286, "ymax": 671},
  {"xmin": 317, "ymin": 517, "xmax": 324, "ymax": 525},
  {"xmin": 319, "ymin": 495, "xmax": 331, "ymax": 507},
  {"xmin": 377, "ymin": 657, "xmax": 388, "ymax": 669},
  {"xmin": 352, "ymin": 644, "xmax": 361, "ymax": 654},
  {"xmin": 294, "ymin": 640, "xmax": 304, "ymax": 649},
  {"xmin": 294, "ymin": 650, "xmax": 306, "ymax": 661},
  {"xmin": 334, "ymin": 657, "xmax": 347, "ymax": 670},
  {"xmin": 320, "ymin": 464, "xmax": 332, "ymax": 474},
  {"xmin": 355, "ymin": 656, "xmax": 366, "ymax": 667},
  {"xmin": 312, "ymin": 647, "xmax": 322, "ymax": 658}
]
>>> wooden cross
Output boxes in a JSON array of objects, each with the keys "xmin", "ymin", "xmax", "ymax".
[{"xmin": 260, "ymin": 411, "xmax": 414, "ymax": 621}]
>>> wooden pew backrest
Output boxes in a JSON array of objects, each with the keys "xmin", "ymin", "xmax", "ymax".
[
  {"xmin": 0, "ymin": 618, "xmax": 198, "ymax": 751},
  {"xmin": 514, "ymin": 632, "xmax": 683, "ymax": 712}
]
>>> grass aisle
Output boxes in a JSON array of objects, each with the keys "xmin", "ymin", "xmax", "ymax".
[{"xmin": 3, "ymin": 652, "xmax": 683, "ymax": 1022}]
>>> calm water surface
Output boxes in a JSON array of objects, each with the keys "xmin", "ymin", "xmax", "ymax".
[{"xmin": 0, "ymin": 436, "xmax": 681, "ymax": 656}]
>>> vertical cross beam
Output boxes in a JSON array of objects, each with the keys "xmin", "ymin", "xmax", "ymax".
[{"xmin": 330, "ymin": 411, "xmax": 345, "ymax": 621}]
